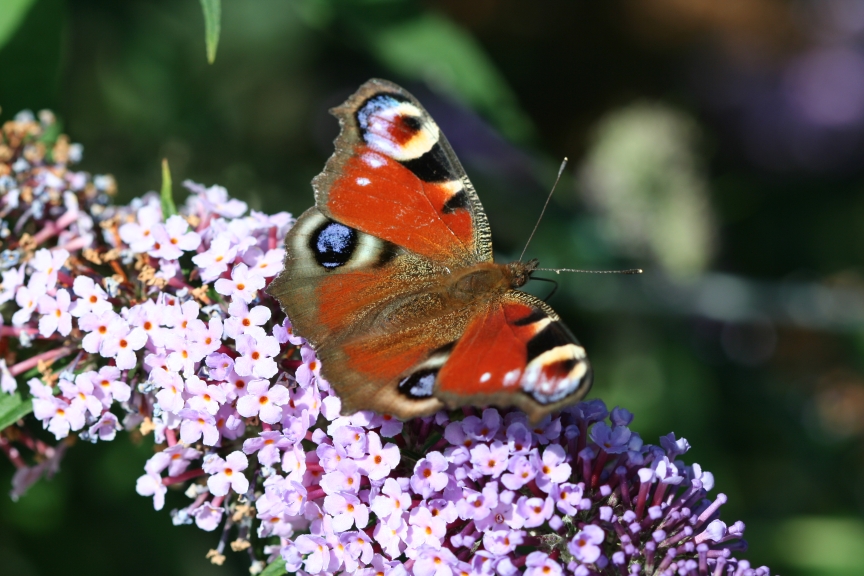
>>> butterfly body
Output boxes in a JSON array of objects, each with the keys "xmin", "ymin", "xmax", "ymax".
[{"xmin": 269, "ymin": 79, "xmax": 592, "ymax": 423}]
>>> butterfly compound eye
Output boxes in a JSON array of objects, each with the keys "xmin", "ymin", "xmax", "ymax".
[{"xmin": 310, "ymin": 221, "xmax": 358, "ymax": 269}]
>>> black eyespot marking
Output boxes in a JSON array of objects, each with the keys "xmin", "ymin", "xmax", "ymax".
[
  {"xmin": 400, "ymin": 115, "xmax": 422, "ymax": 132},
  {"xmin": 441, "ymin": 189, "xmax": 469, "ymax": 214},
  {"xmin": 526, "ymin": 322, "xmax": 572, "ymax": 362},
  {"xmin": 400, "ymin": 143, "xmax": 454, "ymax": 183},
  {"xmin": 310, "ymin": 221, "xmax": 357, "ymax": 269},
  {"xmin": 398, "ymin": 368, "xmax": 437, "ymax": 399},
  {"xmin": 513, "ymin": 308, "xmax": 548, "ymax": 327}
]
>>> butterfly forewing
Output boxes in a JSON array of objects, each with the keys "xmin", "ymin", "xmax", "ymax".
[{"xmin": 313, "ymin": 79, "xmax": 492, "ymax": 267}]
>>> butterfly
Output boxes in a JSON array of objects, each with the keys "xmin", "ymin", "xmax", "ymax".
[{"xmin": 268, "ymin": 79, "xmax": 591, "ymax": 424}]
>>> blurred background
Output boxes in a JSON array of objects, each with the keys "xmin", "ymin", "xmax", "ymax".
[{"xmin": 2, "ymin": 0, "xmax": 864, "ymax": 574}]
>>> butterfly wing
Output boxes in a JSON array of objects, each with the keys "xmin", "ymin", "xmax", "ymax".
[
  {"xmin": 419, "ymin": 291, "xmax": 592, "ymax": 423},
  {"xmin": 313, "ymin": 78, "xmax": 491, "ymax": 267}
]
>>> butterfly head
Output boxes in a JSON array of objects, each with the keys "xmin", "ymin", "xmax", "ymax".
[{"xmin": 506, "ymin": 258, "xmax": 539, "ymax": 289}]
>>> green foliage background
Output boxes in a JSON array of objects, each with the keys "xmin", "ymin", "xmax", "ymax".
[{"xmin": 2, "ymin": 1, "xmax": 863, "ymax": 575}]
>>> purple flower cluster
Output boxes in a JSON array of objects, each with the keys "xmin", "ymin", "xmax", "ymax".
[
  {"xmin": 0, "ymin": 111, "xmax": 771, "ymax": 576},
  {"xmin": 259, "ymin": 396, "xmax": 764, "ymax": 576}
]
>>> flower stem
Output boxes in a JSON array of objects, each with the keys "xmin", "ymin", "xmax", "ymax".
[
  {"xmin": 0, "ymin": 437, "xmax": 26, "ymax": 469},
  {"xmin": 163, "ymin": 468, "xmax": 205, "ymax": 486},
  {"xmin": 9, "ymin": 346, "xmax": 74, "ymax": 376}
]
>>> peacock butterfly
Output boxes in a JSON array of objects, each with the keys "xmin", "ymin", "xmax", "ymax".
[{"xmin": 268, "ymin": 79, "xmax": 591, "ymax": 424}]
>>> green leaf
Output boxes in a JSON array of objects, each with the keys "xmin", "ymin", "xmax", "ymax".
[
  {"xmin": 0, "ymin": 392, "xmax": 33, "ymax": 431},
  {"xmin": 0, "ymin": 0, "xmax": 37, "ymax": 52},
  {"xmin": 259, "ymin": 558, "xmax": 287, "ymax": 576},
  {"xmin": 199, "ymin": 0, "xmax": 222, "ymax": 64},
  {"xmin": 160, "ymin": 158, "xmax": 177, "ymax": 218},
  {"xmin": 420, "ymin": 431, "xmax": 442, "ymax": 454}
]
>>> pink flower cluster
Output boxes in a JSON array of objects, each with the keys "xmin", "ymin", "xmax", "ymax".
[
  {"xmin": 0, "ymin": 111, "xmax": 770, "ymax": 576},
  {"xmin": 1, "ymin": 184, "xmax": 290, "ymax": 443}
]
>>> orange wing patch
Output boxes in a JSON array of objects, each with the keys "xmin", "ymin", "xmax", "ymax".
[
  {"xmin": 342, "ymin": 335, "xmax": 428, "ymax": 384},
  {"xmin": 314, "ymin": 268, "xmax": 388, "ymax": 335},
  {"xmin": 436, "ymin": 301, "xmax": 541, "ymax": 396},
  {"xmin": 326, "ymin": 147, "xmax": 473, "ymax": 263}
]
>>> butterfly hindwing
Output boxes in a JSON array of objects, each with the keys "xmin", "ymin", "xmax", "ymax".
[
  {"xmin": 429, "ymin": 291, "xmax": 592, "ymax": 421},
  {"xmin": 314, "ymin": 79, "xmax": 492, "ymax": 267}
]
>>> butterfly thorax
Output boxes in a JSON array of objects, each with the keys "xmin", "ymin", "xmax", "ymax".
[{"xmin": 449, "ymin": 259, "xmax": 538, "ymax": 301}]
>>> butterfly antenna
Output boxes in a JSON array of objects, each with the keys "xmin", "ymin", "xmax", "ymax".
[
  {"xmin": 519, "ymin": 157, "xmax": 568, "ymax": 262},
  {"xmin": 536, "ymin": 267, "xmax": 643, "ymax": 274},
  {"xmin": 530, "ymin": 275, "xmax": 560, "ymax": 301}
]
